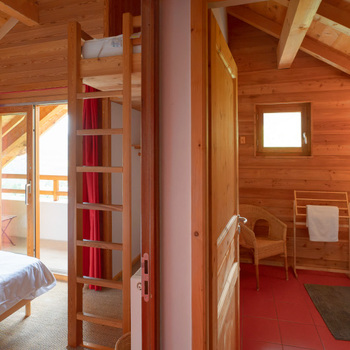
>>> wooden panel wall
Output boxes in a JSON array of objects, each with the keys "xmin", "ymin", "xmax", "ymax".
[
  {"xmin": 106, "ymin": 0, "xmax": 141, "ymax": 36},
  {"xmin": 228, "ymin": 17, "xmax": 350, "ymax": 271},
  {"xmin": 0, "ymin": 0, "xmax": 104, "ymax": 104}
]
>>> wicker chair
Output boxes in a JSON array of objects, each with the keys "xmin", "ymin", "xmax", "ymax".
[
  {"xmin": 115, "ymin": 332, "xmax": 131, "ymax": 350},
  {"xmin": 239, "ymin": 204, "xmax": 288, "ymax": 291}
]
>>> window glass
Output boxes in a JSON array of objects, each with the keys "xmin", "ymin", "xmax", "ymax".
[
  {"xmin": 263, "ymin": 112, "xmax": 301, "ymax": 148},
  {"xmin": 255, "ymin": 103, "xmax": 311, "ymax": 156}
]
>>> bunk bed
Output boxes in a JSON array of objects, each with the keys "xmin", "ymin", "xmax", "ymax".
[
  {"xmin": 0, "ymin": 251, "xmax": 56, "ymax": 322},
  {"xmin": 67, "ymin": 12, "xmax": 141, "ymax": 350},
  {"xmin": 293, "ymin": 190, "xmax": 350, "ymax": 277}
]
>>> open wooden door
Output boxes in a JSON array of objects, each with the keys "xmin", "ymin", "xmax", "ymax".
[{"xmin": 208, "ymin": 12, "xmax": 240, "ymax": 350}]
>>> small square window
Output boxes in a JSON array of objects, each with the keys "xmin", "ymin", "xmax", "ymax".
[{"xmin": 255, "ymin": 103, "xmax": 311, "ymax": 156}]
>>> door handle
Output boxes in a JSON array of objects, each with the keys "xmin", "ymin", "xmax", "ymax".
[
  {"xmin": 25, "ymin": 181, "xmax": 31, "ymax": 206},
  {"xmin": 238, "ymin": 216, "xmax": 247, "ymax": 225},
  {"xmin": 238, "ymin": 215, "xmax": 247, "ymax": 234}
]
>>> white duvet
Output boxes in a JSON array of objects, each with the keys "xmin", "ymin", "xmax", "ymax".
[
  {"xmin": 82, "ymin": 33, "xmax": 142, "ymax": 59},
  {"xmin": 0, "ymin": 251, "xmax": 56, "ymax": 316}
]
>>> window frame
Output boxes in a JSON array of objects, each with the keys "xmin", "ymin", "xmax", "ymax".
[{"xmin": 255, "ymin": 102, "xmax": 311, "ymax": 157}]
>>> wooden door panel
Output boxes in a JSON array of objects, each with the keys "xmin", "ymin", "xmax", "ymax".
[
  {"xmin": 217, "ymin": 219, "xmax": 238, "ymax": 300},
  {"xmin": 209, "ymin": 11, "xmax": 240, "ymax": 350},
  {"xmin": 218, "ymin": 262, "xmax": 239, "ymax": 349}
]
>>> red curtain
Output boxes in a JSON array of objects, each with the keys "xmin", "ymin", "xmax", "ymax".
[{"xmin": 83, "ymin": 85, "xmax": 102, "ymax": 290}]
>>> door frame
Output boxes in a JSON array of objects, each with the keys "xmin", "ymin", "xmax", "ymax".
[
  {"xmin": 141, "ymin": 0, "xmax": 160, "ymax": 349},
  {"xmin": 191, "ymin": 0, "xmax": 209, "ymax": 349},
  {"xmin": 191, "ymin": 2, "xmax": 240, "ymax": 349},
  {"xmin": 0, "ymin": 105, "xmax": 35, "ymax": 257}
]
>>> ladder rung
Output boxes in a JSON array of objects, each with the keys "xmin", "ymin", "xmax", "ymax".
[
  {"xmin": 296, "ymin": 213, "xmax": 350, "ymax": 218},
  {"xmin": 76, "ymin": 166, "xmax": 123, "ymax": 173},
  {"xmin": 133, "ymin": 37, "xmax": 141, "ymax": 46},
  {"xmin": 82, "ymin": 341, "xmax": 114, "ymax": 350},
  {"xmin": 77, "ymin": 239, "xmax": 123, "ymax": 250},
  {"xmin": 77, "ymin": 128, "xmax": 123, "ymax": 136},
  {"xmin": 297, "ymin": 199, "xmax": 348, "ymax": 202},
  {"xmin": 77, "ymin": 276, "xmax": 123, "ymax": 289},
  {"xmin": 77, "ymin": 312, "xmax": 122, "ymax": 328},
  {"xmin": 297, "ymin": 205, "xmax": 348, "ymax": 210},
  {"xmin": 77, "ymin": 203, "xmax": 123, "ymax": 212},
  {"xmin": 77, "ymin": 90, "xmax": 123, "ymax": 100}
]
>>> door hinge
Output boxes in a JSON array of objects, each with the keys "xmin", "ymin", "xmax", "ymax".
[{"xmin": 141, "ymin": 253, "xmax": 149, "ymax": 302}]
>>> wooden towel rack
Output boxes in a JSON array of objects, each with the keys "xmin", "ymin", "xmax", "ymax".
[{"xmin": 293, "ymin": 190, "xmax": 350, "ymax": 277}]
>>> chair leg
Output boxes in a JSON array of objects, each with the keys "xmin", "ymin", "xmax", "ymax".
[
  {"xmin": 255, "ymin": 264, "xmax": 260, "ymax": 291},
  {"xmin": 284, "ymin": 245, "xmax": 289, "ymax": 281}
]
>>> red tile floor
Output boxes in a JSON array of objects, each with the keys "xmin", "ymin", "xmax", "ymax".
[{"xmin": 240, "ymin": 263, "xmax": 350, "ymax": 350}]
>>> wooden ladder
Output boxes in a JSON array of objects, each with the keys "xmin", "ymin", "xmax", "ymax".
[{"xmin": 67, "ymin": 13, "xmax": 137, "ymax": 349}]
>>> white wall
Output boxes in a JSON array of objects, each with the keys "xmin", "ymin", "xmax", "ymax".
[
  {"xmin": 212, "ymin": 8, "xmax": 228, "ymax": 42},
  {"xmin": 40, "ymin": 201, "xmax": 67, "ymax": 241},
  {"xmin": 2, "ymin": 199, "xmax": 67, "ymax": 241},
  {"xmin": 110, "ymin": 102, "xmax": 141, "ymax": 277},
  {"xmin": 160, "ymin": 0, "xmax": 192, "ymax": 348}
]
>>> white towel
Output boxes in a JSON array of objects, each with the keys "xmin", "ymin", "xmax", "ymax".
[{"xmin": 306, "ymin": 205, "xmax": 339, "ymax": 242}]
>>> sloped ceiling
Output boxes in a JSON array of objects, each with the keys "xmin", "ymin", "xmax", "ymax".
[{"xmin": 212, "ymin": 0, "xmax": 350, "ymax": 74}]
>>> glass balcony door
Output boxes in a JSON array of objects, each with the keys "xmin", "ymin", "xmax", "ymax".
[
  {"xmin": 0, "ymin": 106, "xmax": 35, "ymax": 256},
  {"xmin": 36, "ymin": 104, "xmax": 68, "ymax": 276}
]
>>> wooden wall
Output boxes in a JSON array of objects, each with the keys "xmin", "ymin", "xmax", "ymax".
[
  {"xmin": 0, "ymin": 0, "xmax": 104, "ymax": 105},
  {"xmin": 229, "ymin": 17, "xmax": 350, "ymax": 271},
  {"xmin": 106, "ymin": 0, "xmax": 141, "ymax": 36}
]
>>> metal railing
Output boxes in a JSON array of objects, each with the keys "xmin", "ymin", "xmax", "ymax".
[{"xmin": 2, "ymin": 174, "xmax": 68, "ymax": 201}]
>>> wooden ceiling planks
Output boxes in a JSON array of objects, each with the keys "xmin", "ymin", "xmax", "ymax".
[
  {"xmin": 0, "ymin": 11, "xmax": 9, "ymax": 26},
  {"xmin": 0, "ymin": 0, "xmax": 104, "ymax": 103},
  {"xmin": 247, "ymin": 1, "xmax": 287, "ymax": 25},
  {"xmin": 228, "ymin": 5, "xmax": 350, "ymax": 74},
  {"xmin": 228, "ymin": 0, "xmax": 350, "ymax": 74}
]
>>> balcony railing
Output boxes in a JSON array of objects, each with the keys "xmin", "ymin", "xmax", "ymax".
[{"xmin": 2, "ymin": 174, "xmax": 68, "ymax": 201}]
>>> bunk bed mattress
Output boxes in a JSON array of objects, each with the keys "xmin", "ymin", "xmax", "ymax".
[
  {"xmin": 82, "ymin": 33, "xmax": 141, "ymax": 59},
  {"xmin": 0, "ymin": 251, "xmax": 56, "ymax": 316}
]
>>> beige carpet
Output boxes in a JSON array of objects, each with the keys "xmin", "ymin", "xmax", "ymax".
[{"xmin": 0, "ymin": 281, "xmax": 123, "ymax": 350}]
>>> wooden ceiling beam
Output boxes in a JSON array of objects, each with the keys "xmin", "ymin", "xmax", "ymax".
[
  {"xmin": 274, "ymin": 0, "xmax": 350, "ymax": 36},
  {"xmin": 277, "ymin": 0, "xmax": 321, "ymax": 69},
  {"xmin": 227, "ymin": 6, "xmax": 350, "ymax": 75},
  {"xmin": 0, "ymin": 17, "xmax": 18, "ymax": 40},
  {"xmin": 314, "ymin": 2, "xmax": 350, "ymax": 36},
  {"xmin": 0, "ymin": 0, "xmax": 39, "ymax": 26},
  {"xmin": 208, "ymin": 0, "xmax": 266, "ymax": 8}
]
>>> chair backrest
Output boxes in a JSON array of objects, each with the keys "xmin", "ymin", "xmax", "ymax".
[{"xmin": 239, "ymin": 204, "xmax": 266, "ymax": 230}]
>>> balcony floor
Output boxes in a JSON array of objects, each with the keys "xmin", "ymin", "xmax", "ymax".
[{"xmin": 1, "ymin": 236, "xmax": 67, "ymax": 275}]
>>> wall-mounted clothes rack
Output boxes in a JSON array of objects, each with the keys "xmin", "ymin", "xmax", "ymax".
[{"xmin": 293, "ymin": 190, "xmax": 350, "ymax": 278}]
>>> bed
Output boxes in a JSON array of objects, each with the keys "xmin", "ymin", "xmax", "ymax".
[
  {"xmin": 0, "ymin": 251, "xmax": 56, "ymax": 321},
  {"xmin": 76, "ymin": 15, "xmax": 142, "ymax": 104},
  {"xmin": 81, "ymin": 32, "xmax": 141, "ymax": 59}
]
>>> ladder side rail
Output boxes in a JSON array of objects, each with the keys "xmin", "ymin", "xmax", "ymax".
[
  {"xmin": 67, "ymin": 21, "xmax": 84, "ymax": 348},
  {"xmin": 101, "ymin": 98, "xmax": 113, "ymax": 280}
]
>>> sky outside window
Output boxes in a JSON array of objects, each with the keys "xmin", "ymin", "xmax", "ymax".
[{"xmin": 263, "ymin": 112, "xmax": 302, "ymax": 148}]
